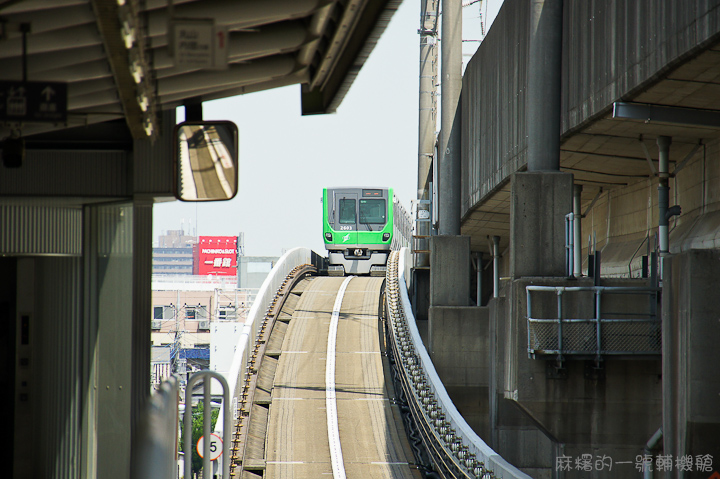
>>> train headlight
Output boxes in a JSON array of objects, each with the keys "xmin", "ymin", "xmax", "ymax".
[
  {"xmin": 382, "ymin": 233, "xmax": 391, "ymax": 241},
  {"xmin": 325, "ymin": 232, "xmax": 333, "ymax": 241}
]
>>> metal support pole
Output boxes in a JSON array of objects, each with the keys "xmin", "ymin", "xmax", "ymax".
[
  {"xmin": 527, "ymin": 0, "xmax": 563, "ymax": 171},
  {"xmin": 595, "ymin": 290, "xmax": 602, "ymax": 362},
  {"xmin": 203, "ymin": 377, "xmax": 212, "ymax": 476},
  {"xmin": 418, "ymin": 0, "xmax": 438, "ymax": 201},
  {"xmin": 573, "ymin": 184, "xmax": 583, "ymax": 277},
  {"xmin": 439, "ymin": 0, "xmax": 462, "ymax": 234},
  {"xmin": 492, "ymin": 236, "xmax": 500, "ymax": 297},
  {"xmin": 657, "ymin": 136, "xmax": 672, "ymax": 257},
  {"xmin": 556, "ymin": 290, "xmax": 563, "ymax": 356},
  {"xmin": 643, "ymin": 428, "xmax": 664, "ymax": 479},
  {"xmin": 21, "ymin": 23, "xmax": 30, "ymax": 83},
  {"xmin": 565, "ymin": 213, "xmax": 573, "ymax": 276},
  {"xmin": 475, "ymin": 252, "xmax": 482, "ymax": 306},
  {"xmin": 184, "ymin": 371, "xmax": 231, "ymax": 479},
  {"xmin": 417, "ymin": 0, "xmax": 438, "ymax": 267}
]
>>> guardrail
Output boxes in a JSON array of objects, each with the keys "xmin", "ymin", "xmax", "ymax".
[
  {"xmin": 133, "ymin": 376, "xmax": 181, "ymax": 479},
  {"xmin": 526, "ymin": 285, "xmax": 661, "ymax": 362},
  {"xmin": 183, "ymin": 371, "xmax": 231, "ymax": 479},
  {"xmin": 385, "ymin": 248, "xmax": 532, "ymax": 479}
]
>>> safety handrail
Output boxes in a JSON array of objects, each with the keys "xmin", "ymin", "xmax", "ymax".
[
  {"xmin": 132, "ymin": 376, "xmax": 181, "ymax": 479},
  {"xmin": 526, "ymin": 285, "xmax": 661, "ymax": 360},
  {"xmin": 184, "ymin": 371, "xmax": 231, "ymax": 479}
]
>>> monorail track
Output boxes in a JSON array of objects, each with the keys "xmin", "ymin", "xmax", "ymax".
[{"xmin": 232, "ymin": 274, "xmax": 423, "ymax": 478}]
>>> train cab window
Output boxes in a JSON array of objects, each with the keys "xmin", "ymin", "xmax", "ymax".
[
  {"xmin": 339, "ymin": 198, "xmax": 356, "ymax": 224},
  {"xmin": 359, "ymin": 199, "xmax": 386, "ymax": 224}
]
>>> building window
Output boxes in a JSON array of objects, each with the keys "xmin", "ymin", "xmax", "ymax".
[
  {"xmin": 154, "ymin": 306, "xmax": 173, "ymax": 319},
  {"xmin": 218, "ymin": 306, "xmax": 237, "ymax": 321}
]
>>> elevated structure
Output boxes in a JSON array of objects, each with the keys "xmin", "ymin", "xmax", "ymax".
[{"xmin": 423, "ymin": 0, "xmax": 720, "ymax": 477}]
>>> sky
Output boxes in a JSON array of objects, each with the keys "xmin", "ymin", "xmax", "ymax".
[{"xmin": 153, "ymin": 0, "xmax": 503, "ymax": 256}]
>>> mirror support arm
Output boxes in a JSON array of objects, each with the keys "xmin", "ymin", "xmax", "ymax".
[{"xmin": 184, "ymin": 98, "xmax": 203, "ymax": 122}]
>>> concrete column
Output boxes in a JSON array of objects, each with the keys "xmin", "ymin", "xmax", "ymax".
[
  {"xmin": 510, "ymin": 172, "xmax": 573, "ymax": 277},
  {"xmin": 430, "ymin": 235, "xmax": 471, "ymax": 306},
  {"xmin": 438, "ymin": 0, "xmax": 461, "ymax": 235},
  {"xmin": 526, "ymin": 0, "xmax": 563, "ymax": 172},
  {"xmin": 662, "ymin": 251, "xmax": 720, "ymax": 472}
]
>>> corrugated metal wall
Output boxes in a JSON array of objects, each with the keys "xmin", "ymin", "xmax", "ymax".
[
  {"xmin": 460, "ymin": 0, "xmax": 529, "ymax": 217},
  {"xmin": 0, "ymin": 150, "xmax": 130, "ymax": 197},
  {"xmin": 0, "ymin": 205, "xmax": 82, "ymax": 255},
  {"xmin": 35, "ymin": 257, "xmax": 83, "ymax": 478},
  {"xmin": 563, "ymin": 0, "xmax": 720, "ymax": 132},
  {"xmin": 133, "ymin": 109, "xmax": 175, "ymax": 196},
  {"xmin": 96, "ymin": 204, "xmax": 134, "ymax": 256},
  {"xmin": 460, "ymin": 0, "xmax": 720, "ymax": 217},
  {"xmin": 131, "ymin": 204, "xmax": 153, "ymax": 452}
]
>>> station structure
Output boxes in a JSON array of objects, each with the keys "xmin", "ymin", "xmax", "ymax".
[{"xmin": 2, "ymin": 1, "xmax": 720, "ymax": 478}]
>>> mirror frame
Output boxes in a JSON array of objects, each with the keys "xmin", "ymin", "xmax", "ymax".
[{"xmin": 173, "ymin": 120, "xmax": 239, "ymax": 202}]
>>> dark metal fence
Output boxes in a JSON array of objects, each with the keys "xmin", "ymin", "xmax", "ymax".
[{"xmin": 527, "ymin": 285, "xmax": 661, "ymax": 362}]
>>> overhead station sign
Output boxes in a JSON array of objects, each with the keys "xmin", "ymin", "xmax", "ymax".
[
  {"xmin": 0, "ymin": 80, "xmax": 67, "ymax": 122},
  {"xmin": 171, "ymin": 19, "xmax": 229, "ymax": 70},
  {"xmin": 197, "ymin": 236, "xmax": 237, "ymax": 276}
]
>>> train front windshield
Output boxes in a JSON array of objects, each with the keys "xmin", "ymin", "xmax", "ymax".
[
  {"xmin": 339, "ymin": 199, "xmax": 356, "ymax": 224},
  {"xmin": 359, "ymin": 199, "xmax": 386, "ymax": 224}
]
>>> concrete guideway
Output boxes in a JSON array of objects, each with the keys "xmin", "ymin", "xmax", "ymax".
[{"xmin": 264, "ymin": 276, "xmax": 422, "ymax": 479}]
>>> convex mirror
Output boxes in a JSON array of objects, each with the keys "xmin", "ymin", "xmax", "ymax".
[{"xmin": 174, "ymin": 120, "xmax": 239, "ymax": 201}]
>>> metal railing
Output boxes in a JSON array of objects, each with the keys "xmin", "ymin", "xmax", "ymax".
[
  {"xmin": 386, "ymin": 249, "xmax": 533, "ymax": 479},
  {"xmin": 184, "ymin": 371, "xmax": 231, "ymax": 479},
  {"xmin": 526, "ymin": 285, "xmax": 661, "ymax": 361},
  {"xmin": 133, "ymin": 376, "xmax": 181, "ymax": 479}
]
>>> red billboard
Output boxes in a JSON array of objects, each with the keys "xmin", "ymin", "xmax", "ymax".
[{"xmin": 196, "ymin": 236, "xmax": 238, "ymax": 276}]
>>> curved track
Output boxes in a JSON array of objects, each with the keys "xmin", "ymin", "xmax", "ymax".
[{"xmin": 260, "ymin": 276, "xmax": 422, "ymax": 478}]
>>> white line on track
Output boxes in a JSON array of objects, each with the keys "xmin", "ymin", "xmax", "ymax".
[{"xmin": 326, "ymin": 276, "xmax": 353, "ymax": 479}]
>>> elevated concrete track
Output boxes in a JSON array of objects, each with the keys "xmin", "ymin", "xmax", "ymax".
[{"xmin": 234, "ymin": 274, "xmax": 423, "ymax": 479}]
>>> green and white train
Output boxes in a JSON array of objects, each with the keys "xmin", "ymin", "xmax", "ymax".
[{"xmin": 323, "ymin": 187, "xmax": 411, "ymax": 276}]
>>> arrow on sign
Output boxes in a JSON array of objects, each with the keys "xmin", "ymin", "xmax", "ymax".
[{"xmin": 41, "ymin": 86, "xmax": 55, "ymax": 102}]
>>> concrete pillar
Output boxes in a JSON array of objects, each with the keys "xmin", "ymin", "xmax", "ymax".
[
  {"xmin": 510, "ymin": 172, "xmax": 573, "ymax": 277},
  {"xmin": 527, "ymin": 0, "xmax": 563, "ymax": 172},
  {"xmin": 662, "ymin": 250, "xmax": 720, "ymax": 474},
  {"xmin": 430, "ymin": 235, "xmax": 471, "ymax": 306},
  {"xmin": 438, "ymin": 0, "xmax": 461, "ymax": 235}
]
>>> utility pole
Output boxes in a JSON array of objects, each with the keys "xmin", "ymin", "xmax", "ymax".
[
  {"xmin": 438, "ymin": 0, "xmax": 462, "ymax": 235},
  {"xmin": 417, "ymin": 0, "xmax": 439, "ymax": 267}
]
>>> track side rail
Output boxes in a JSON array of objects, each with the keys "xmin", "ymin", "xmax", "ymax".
[{"xmin": 385, "ymin": 248, "xmax": 532, "ymax": 479}]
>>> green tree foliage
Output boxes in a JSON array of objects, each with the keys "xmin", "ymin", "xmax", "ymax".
[{"xmin": 180, "ymin": 400, "xmax": 219, "ymax": 477}]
